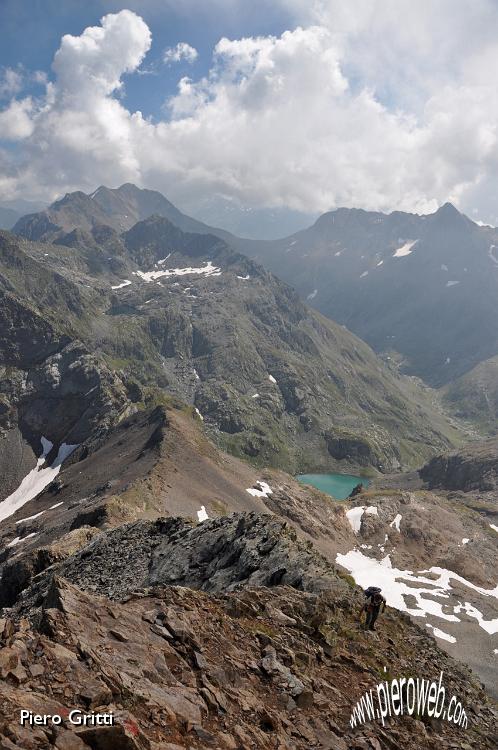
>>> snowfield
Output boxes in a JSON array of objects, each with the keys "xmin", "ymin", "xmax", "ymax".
[
  {"xmin": 0, "ymin": 439, "xmax": 78, "ymax": 525},
  {"xmin": 134, "ymin": 261, "xmax": 221, "ymax": 282},
  {"xmin": 336, "ymin": 549, "xmax": 498, "ymax": 635}
]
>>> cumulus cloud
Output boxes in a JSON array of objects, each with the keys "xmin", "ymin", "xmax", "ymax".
[
  {"xmin": 164, "ymin": 42, "xmax": 198, "ymax": 64},
  {"xmin": 2, "ymin": 4, "xmax": 498, "ymax": 222},
  {"xmin": 53, "ymin": 9, "xmax": 151, "ymax": 95}
]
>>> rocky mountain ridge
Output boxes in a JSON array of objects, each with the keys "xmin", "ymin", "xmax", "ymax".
[{"xmin": 1, "ymin": 512, "xmax": 496, "ymax": 750}]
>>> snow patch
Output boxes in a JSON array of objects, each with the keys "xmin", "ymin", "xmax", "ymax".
[
  {"xmin": 337, "ymin": 553, "xmax": 498, "ymax": 631},
  {"xmin": 246, "ymin": 481, "xmax": 272, "ymax": 498},
  {"xmin": 360, "ymin": 271, "xmax": 368, "ymax": 278},
  {"xmin": 335, "ymin": 550, "xmax": 462, "ymax": 621},
  {"xmin": 490, "ymin": 524, "xmax": 498, "ymax": 532},
  {"xmin": 0, "ymin": 439, "xmax": 78, "ymax": 525},
  {"xmin": 307, "ymin": 289, "xmax": 317, "ymax": 300},
  {"xmin": 461, "ymin": 538, "xmax": 470, "ymax": 545},
  {"xmin": 390, "ymin": 514, "xmax": 402, "ymax": 532},
  {"xmin": 237, "ymin": 274, "xmax": 250, "ymax": 280},
  {"xmin": 426, "ymin": 624, "xmax": 456, "ymax": 644},
  {"xmin": 7, "ymin": 532, "xmax": 37, "ymax": 548},
  {"xmin": 454, "ymin": 601, "xmax": 498, "ymax": 635},
  {"xmin": 393, "ymin": 240, "xmax": 417, "ymax": 258},
  {"xmin": 268, "ymin": 374, "xmax": 277, "ymax": 384},
  {"xmin": 111, "ymin": 280, "xmax": 131, "ymax": 290},
  {"xmin": 194, "ymin": 407, "xmax": 204, "ymax": 421},
  {"xmin": 446, "ymin": 280, "xmax": 460, "ymax": 287},
  {"xmin": 346, "ymin": 505, "xmax": 377, "ymax": 533},
  {"xmin": 15, "ymin": 510, "xmax": 45, "ymax": 525},
  {"xmin": 134, "ymin": 261, "xmax": 221, "ymax": 282},
  {"xmin": 157, "ymin": 253, "xmax": 172, "ymax": 264},
  {"xmin": 197, "ymin": 505, "xmax": 209, "ymax": 523},
  {"xmin": 376, "ymin": 260, "xmax": 384, "ymax": 267}
]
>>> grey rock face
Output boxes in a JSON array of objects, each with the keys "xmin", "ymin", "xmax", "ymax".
[
  {"xmin": 9, "ymin": 513, "xmax": 350, "ymax": 614},
  {"xmin": 420, "ymin": 438, "xmax": 498, "ymax": 492}
]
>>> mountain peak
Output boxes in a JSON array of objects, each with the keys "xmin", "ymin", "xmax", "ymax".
[
  {"xmin": 435, "ymin": 201, "xmax": 460, "ymax": 217},
  {"xmin": 430, "ymin": 201, "xmax": 473, "ymax": 230}
]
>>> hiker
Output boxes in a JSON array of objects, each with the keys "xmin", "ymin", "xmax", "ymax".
[{"xmin": 362, "ymin": 587, "xmax": 386, "ymax": 631}]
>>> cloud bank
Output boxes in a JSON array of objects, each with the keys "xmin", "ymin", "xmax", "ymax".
[{"xmin": 2, "ymin": 3, "xmax": 498, "ymax": 222}]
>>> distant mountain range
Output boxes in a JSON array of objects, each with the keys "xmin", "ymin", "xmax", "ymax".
[
  {"xmin": 14, "ymin": 185, "xmax": 498, "ymax": 393},
  {"xmin": 0, "ymin": 198, "xmax": 47, "ymax": 230},
  {"xmin": 11, "ymin": 183, "xmax": 498, "ymax": 435},
  {"xmin": 13, "ymin": 183, "xmax": 234, "ymax": 240},
  {"xmin": 238, "ymin": 204, "xmax": 498, "ymax": 387}
]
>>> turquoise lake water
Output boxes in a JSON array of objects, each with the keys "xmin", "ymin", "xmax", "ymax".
[{"xmin": 296, "ymin": 473, "xmax": 369, "ymax": 500}]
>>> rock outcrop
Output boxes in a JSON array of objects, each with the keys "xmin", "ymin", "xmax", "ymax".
[{"xmin": 419, "ymin": 438, "xmax": 498, "ymax": 492}]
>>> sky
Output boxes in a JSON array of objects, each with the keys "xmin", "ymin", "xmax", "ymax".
[{"xmin": 2, "ymin": 0, "xmax": 498, "ymax": 235}]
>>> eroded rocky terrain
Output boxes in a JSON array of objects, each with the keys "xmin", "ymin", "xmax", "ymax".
[{"xmin": 1, "ymin": 513, "xmax": 497, "ymax": 750}]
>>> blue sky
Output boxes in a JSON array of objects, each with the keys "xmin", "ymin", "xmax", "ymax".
[
  {"xmin": 0, "ymin": 0, "xmax": 294, "ymax": 121},
  {"xmin": 2, "ymin": 1, "xmax": 498, "ymax": 235}
]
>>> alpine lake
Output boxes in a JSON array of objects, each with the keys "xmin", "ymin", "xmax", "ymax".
[{"xmin": 296, "ymin": 473, "xmax": 369, "ymax": 500}]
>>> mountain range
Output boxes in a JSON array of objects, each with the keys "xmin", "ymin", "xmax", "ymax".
[
  {"xmin": 237, "ymin": 204, "xmax": 498, "ymax": 388},
  {"xmin": 15, "ymin": 184, "xmax": 498, "ymax": 403},
  {"xmin": 0, "ymin": 182, "xmax": 497, "ymax": 748}
]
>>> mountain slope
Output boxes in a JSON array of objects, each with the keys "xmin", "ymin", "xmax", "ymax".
[
  {"xmin": 17, "ymin": 186, "xmax": 498, "ymax": 394},
  {"xmin": 440, "ymin": 354, "xmax": 498, "ymax": 435},
  {"xmin": 0, "ymin": 222, "xmax": 462, "ymax": 476},
  {"xmin": 236, "ymin": 203, "xmax": 498, "ymax": 387},
  {"xmin": 1, "ymin": 514, "xmax": 496, "ymax": 750}
]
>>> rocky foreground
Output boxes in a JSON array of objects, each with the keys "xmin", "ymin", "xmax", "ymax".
[{"xmin": 0, "ymin": 513, "xmax": 496, "ymax": 749}]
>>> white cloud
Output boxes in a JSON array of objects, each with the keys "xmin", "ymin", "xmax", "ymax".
[
  {"xmin": 164, "ymin": 42, "xmax": 199, "ymax": 64},
  {"xmin": 52, "ymin": 9, "xmax": 151, "ymax": 96},
  {"xmin": 1, "ymin": 4, "xmax": 498, "ymax": 223},
  {"xmin": 0, "ymin": 98, "xmax": 35, "ymax": 140},
  {"xmin": 0, "ymin": 67, "xmax": 23, "ymax": 99}
]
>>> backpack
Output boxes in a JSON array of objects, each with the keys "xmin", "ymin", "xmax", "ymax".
[{"xmin": 364, "ymin": 586, "xmax": 382, "ymax": 598}]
